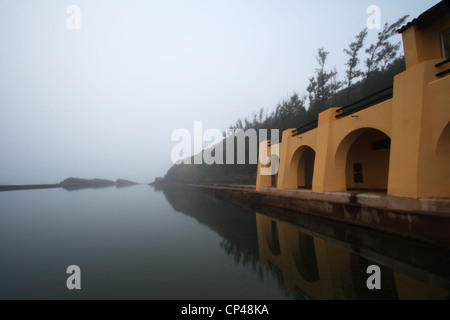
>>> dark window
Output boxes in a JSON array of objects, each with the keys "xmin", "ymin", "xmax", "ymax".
[
  {"xmin": 441, "ymin": 28, "xmax": 450, "ymax": 59},
  {"xmin": 372, "ymin": 138, "xmax": 390, "ymax": 150},
  {"xmin": 353, "ymin": 163, "xmax": 363, "ymax": 183}
]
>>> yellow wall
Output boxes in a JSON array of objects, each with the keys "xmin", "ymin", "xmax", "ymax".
[
  {"xmin": 416, "ymin": 75, "xmax": 450, "ymax": 197},
  {"xmin": 256, "ymin": 11, "xmax": 450, "ymax": 199},
  {"xmin": 256, "ymin": 141, "xmax": 273, "ymax": 189}
]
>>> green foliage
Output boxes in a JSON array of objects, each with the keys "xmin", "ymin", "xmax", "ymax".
[
  {"xmin": 344, "ymin": 29, "xmax": 368, "ymax": 91},
  {"xmin": 307, "ymin": 48, "xmax": 341, "ymax": 116},
  {"xmin": 364, "ymin": 16, "xmax": 409, "ymax": 89}
]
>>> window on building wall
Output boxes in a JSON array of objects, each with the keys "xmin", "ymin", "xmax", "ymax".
[
  {"xmin": 353, "ymin": 163, "xmax": 364, "ymax": 183},
  {"xmin": 441, "ymin": 28, "xmax": 450, "ymax": 59}
]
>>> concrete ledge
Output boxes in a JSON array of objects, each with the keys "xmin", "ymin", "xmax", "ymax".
[
  {"xmin": 192, "ymin": 184, "xmax": 450, "ymax": 249},
  {"xmin": 258, "ymin": 187, "xmax": 450, "ymax": 214}
]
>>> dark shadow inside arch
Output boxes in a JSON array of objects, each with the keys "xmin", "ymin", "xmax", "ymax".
[
  {"xmin": 270, "ymin": 155, "xmax": 279, "ymax": 187},
  {"xmin": 271, "ymin": 175, "xmax": 277, "ymax": 188},
  {"xmin": 292, "ymin": 146, "xmax": 316, "ymax": 189},
  {"xmin": 437, "ymin": 122, "xmax": 450, "ymax": 154},
  {"xmin": 304, "ymin": 149, "xmax": 315, "ymax": 188},
  {"xmin": 344, "ymin": 129, "xmax": 391, "ymax": 193}
]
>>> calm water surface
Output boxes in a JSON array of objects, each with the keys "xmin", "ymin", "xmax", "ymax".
[{"xmin": 0, "ymin": 185, "xmax": 449, "ymax": 299}]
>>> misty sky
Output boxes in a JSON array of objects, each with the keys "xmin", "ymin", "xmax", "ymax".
[{"xmin": 0, "ymin": 0, "xmax": 440, "ymax": 184}]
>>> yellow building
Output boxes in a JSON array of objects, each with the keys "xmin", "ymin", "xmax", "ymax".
[{"xmin": 257, "ymin": 2, "xmax": 450, "ymax": 199}]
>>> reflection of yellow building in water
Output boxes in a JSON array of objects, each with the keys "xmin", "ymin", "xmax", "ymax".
[
  {"xmin": 257, "ymin": 2, "xmax": 450, "ymax": 199},
  {"xmin": 256, "ymin": 213, "xmax": 449, "ymax": 299}
]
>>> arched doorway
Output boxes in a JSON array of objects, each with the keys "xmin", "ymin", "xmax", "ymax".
[
  {"xmin": 346, "ymin": 129, "xmax": 390, "ymax": 191},
  {"xmin": 290, "ymin": 146, "xmax": 316, "ymax": 189},
  {"xmin": 336, "ymin": 128, "xmax": 391, "ymax": 192},
  {"xmin": 429, "ymin": 122, "xmax": 450, "ymax": 197}
]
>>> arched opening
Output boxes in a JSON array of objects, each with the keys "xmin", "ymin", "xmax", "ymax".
[
  {"xmin": 337, "ymin": 128, "xmax": 391, "ymax": 192},
  {"xmin": 290, "ymin": 146, "xmax": 316, "ymax": 189},
  {"xmin": 429, "ymin": 122, "xmax": 450, "ymax": 197}
]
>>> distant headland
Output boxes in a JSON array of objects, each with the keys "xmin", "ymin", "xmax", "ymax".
[{"xmin": 0, "ymin": 177, "xmax": 140, "ymax": 192}]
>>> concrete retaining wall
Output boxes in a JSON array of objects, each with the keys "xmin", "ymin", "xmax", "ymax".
[{"xmin": 192, "ymin": 184, "xmax": 450, "ymax": 249}]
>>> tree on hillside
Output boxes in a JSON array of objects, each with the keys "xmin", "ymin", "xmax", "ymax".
[
  {"xmin": 329, "ymin": 68, "xmax": 343, "ymax": 106},
  {"xmin": 364, "ymin": 16, "xmax": 409, "ymax": 90},
  {"xmin": 306, "ymin": 48, "xmax": 342, "ymax": 116},
  {"xmin": 344, "ymin": 29, "xmax": 368, "ymax": 91},
  {"xmin": 377, "ymin": 41, "xmax": 402, "ymax": 72}
]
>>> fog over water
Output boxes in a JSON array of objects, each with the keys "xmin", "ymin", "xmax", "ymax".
[{"xmin": 0, "ymin": 0, "xmax": 438, "ymax": 184}]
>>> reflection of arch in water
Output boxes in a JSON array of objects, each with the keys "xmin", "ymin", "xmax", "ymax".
[
  {"xmin": 266, "ymin": 221, "xmax": 281, "ymax": 256},
  {"xmin": 291, "ymin": 232, "xmax": 320, "ymax": 283},
  {"xmin": 256, "ymin": 212, "xmax": 450, "ymax": 299}
]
